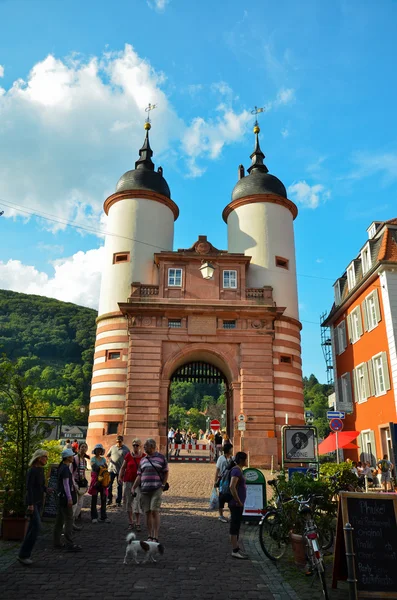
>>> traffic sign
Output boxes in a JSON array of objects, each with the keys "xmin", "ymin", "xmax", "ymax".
[
  {"xmin": 210, "ymin": 419, "xmax": 221, "ymax": 430},
  {"xmin": 305, "ymin": 411, "xmax": 314, "ymax": 418},
  {"xmin": 237, "ymin": 413, "xmax": 246, "ymax": 422},
  {"xmin": 329, "ymin": 418, "xmax": 343, "ymax": 432},
  {"xmin": 237, "ymin": 422, "xmax": 246, "ymax": 431},
  {"xmin": 327, "ymin": 411, "xmax": 345, "ymax": 420}
]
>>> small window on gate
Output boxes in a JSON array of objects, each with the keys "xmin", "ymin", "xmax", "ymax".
[
  {"xmin": 280, "ymin": 355, "xmax": 292, "ymax": 364},
  {"xmin": 168, "ymin": 319, "xmax": 182, "ymax": 328},
  {"xmin": 113, "ymin": 252, "xmax": 130, "ymax": 264},
  {"xmin": 107, "ymin": 350, "xmax": 121, "ymax": 361},
  {"xmin": 275, "ymin": 256, "xmax": 289, "ymax": 269},
  {"xmin": 107, "ymin": 422, "xmax": 120, "ymax": 435},
  {"xmin": 223, "ymin": 320, "xmax": 236, "ymax": 329}
]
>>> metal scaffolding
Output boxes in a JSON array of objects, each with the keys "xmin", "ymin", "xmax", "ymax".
[{"xmin": 320, "ymin": 311, "xmax": 334, "ymax": 385}]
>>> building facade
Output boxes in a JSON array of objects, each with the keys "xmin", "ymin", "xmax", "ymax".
[
  {"xmin": 86, "ymin": 119, "xmax": 304, "ymax": 465},
  {"xmin": 323, "ymin": 219, "xmax": 397, "ymax": 465}
]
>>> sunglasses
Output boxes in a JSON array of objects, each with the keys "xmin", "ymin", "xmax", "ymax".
[{"xmin": 132, "ymin": 443, "xmax": 140, "ymax": 446}]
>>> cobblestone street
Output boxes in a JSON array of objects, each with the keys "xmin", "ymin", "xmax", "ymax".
[{"xmin": 0, "ymin": 463, "xmax": 349, "ymax": 600}]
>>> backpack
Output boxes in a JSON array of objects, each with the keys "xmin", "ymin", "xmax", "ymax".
[
  {"xmin": 97, "ymin": 465, "xmax": 111, "ymax": 487},
  {"xmin": 219, "ymin": 459, "xmax": 236, "ymax": 499},
  {"xmin": 380, "ymin": 459, "xmax": 389, "ymax": 473}
]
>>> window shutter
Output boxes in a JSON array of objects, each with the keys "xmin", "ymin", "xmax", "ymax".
[
  {"xmin": 362, "ymin": 299, "xmax": 369, "ymax": 331},
  {"xmin": 352, "ymin": 368, "xmax": 358, "ymax": 402},
  {"xmin": 336, "ymin": 377, "xmax": 343, "ymax": 406},
  {"xmin": 367, "ymin": 360, "xmax": 375, "ymax": 396},
  {"xmin": 334, "ymin": 327, "xmax": 340, "ymax": 355},
  {"xmin": 342, "ymin": 321, "xmax": 347, "ymax": 352},
  {"xmin": 374, "ymin": 289, "xmax": 381, "ymax": 323},
  {"xmin": 363, "ymin": 363, "xmax": 370, "ymax": 400},
  {"xmin": 357, "ymin": 308, "xmax": 364, "ymax": 337},
  {"xmin": 346, "ymin": 314, "xmax": 352, "ymax": 343},
  {"xmin": 356, "ymin": 433, "xmax": 363, "ymax": 462},
  {"xmin": 368, "ymin": 430, "xmax": 377, "ymax": 466},
  {"xmin": 345, "ymin": 372, "xmax": 353, "ymax": 412},
  {"xmin": 382, "ymin": 352, "xmax": 391, "ymax": 391}
]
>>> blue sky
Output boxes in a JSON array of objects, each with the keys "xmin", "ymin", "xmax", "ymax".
[{"xmin": 1, "ymin": 0, "xmax": 397, "ymax": 381}]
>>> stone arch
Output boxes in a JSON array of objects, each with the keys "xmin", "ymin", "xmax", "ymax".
[{"xmin": 162, "ymin": 343, "xmax": 240, "ymax": 384}]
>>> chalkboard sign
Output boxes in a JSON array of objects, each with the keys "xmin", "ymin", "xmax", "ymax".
[
  {"xmin": 333, "ymin": 491, "xmax": 397, "ymax": 598},
  {"xmin": 42, "ymin": 464, "xmax": 59, "ymax": 520}
]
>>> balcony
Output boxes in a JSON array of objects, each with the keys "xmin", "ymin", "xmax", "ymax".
[{"xmin": 129, "ymin": 283, "xmax": 159, "ymax": 299}]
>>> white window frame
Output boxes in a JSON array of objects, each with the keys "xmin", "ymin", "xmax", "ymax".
[
  {"xmin": 168, "ymin": 268, "xmax": 183, "ymax": 287},
  {"xmin": 361, "ymin": 242, "xmax": 372, "ymax": 275},
  {"xmin": 371, "ymin": 352, "xmax": 389, "ymax": 397},
  {"xmin": 347, "ymin": 263, "xmax": 356, "ymax": 291},
  {"xmin": 361, "ymin": 429, "xmax": 376, "ymax": 466},
  {"xmin": 336, "ymin": 321, "xmax": 347, "ymax": 355},
  {"xmin": 340, "ymin": 372, "xmax": 353, "ymax": 410},
  {"xmin": 354, "ymin": 363, "xmax": 369, "ymax": 403},
  {"xmin": 362, "ymin": 290, "xmax": 381, "ymax": 332},
  {"xmin": 348, "ymin": 306, "xmax": 363, "ymax": 344},
  {"xmin": 334, "ymin": 280, "xmax": 342, "ymax": 305},
  {"xmin": 367, "ymin": 223, "xmax": 377, "ymax": 239},
  {"xmin": 223, "ymin": 270, "xmax": 237, "ymax": 289}
]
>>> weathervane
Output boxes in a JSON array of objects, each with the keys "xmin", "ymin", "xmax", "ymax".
[
  {"xmin": 145, "ymin": 102, "xmax": 157, "ymax": 124},
  {"xmin": 251, "ymin": 105, "xmax": 265, "ymax": 126}
]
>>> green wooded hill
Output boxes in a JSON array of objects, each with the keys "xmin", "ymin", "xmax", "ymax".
[{"xmin": 0, "ymin": 289, "xmax": 97, "ymax": 424}]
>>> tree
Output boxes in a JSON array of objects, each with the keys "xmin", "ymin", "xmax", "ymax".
[{"xmin": 303, "ymin": 374, "xmax": 333, "ymax": 439}]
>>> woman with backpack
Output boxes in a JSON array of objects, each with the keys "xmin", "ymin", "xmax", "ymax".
[
  {"xmin": 229, "ymin": 451, "xmax": 248, "ymax": 559},
  {"xmin": 119, "ymin": 438, "xmax": 146, "ymax": 531},
  {"xmin": 214, "ymin": 442, "xmax": 234, "ymax": 523},
  {"xmin": 72, "ymin": 442, "xmax": 89, "ymax": 528},
  {"xmin": 88, "ymin": 444, "xmax": 110, "ymax": 523}
]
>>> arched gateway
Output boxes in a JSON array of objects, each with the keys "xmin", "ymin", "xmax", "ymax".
[{"xmin": 86, "ymin": 119, "xmax": 304, "ymax": 466}]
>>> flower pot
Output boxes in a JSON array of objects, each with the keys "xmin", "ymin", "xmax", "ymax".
[
  {"xmin": 1, "ymin": 516, "xmax": 28, "ymax": 541},
  {"xmin": 289, "ymin": 531, "xmax": 306, "ymax": 568}
]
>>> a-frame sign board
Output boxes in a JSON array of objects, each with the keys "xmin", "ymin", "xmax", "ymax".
[{"xmin": 333, "ymin": 492, "xmax": 397, "ymax": 598}]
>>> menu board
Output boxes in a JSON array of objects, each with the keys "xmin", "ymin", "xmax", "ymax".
[
  {"xmin": 333, "ymin": 492, "xmax": 397, "ymax": 598},
  {"xmin": 42, "ymin": 465, "xmax": 58, "ymax": 520}
]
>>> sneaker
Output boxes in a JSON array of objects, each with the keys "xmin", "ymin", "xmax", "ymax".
[
  {"xmin": 232, "ymin": 550, "xmax": 248, "ymax": 559},
  {"xmin": 18, "ymin": 557, "xmax": 33, "ymax": 565},
  {"xmin": 91, "ymin": 518, "xmax": 98, "ymax": 523},
  {"xmin": 73, "ymin": 524, "xmax": 82, "ymax": 531},
  {"xmin": 218, "ymin": 516, "xmax": 229, "ymax": 523},
  {"xmin": 116, "ymin": 502, "xmax": 121, "ymax": 507},
  {"xmin": 99, "ymin": 518, "xmax": 111, "ymax": 523}
]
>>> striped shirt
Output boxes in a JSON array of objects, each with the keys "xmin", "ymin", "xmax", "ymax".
[{"xmin": 138, "ymin": 452, "xmax": 168, "ymax": 492}]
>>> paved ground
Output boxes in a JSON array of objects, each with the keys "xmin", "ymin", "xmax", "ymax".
[{"xmin": 0, "ymin": 463, "xmax": 349, "ymax": 600}]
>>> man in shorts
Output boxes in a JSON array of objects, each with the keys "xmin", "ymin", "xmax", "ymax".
[
  {"xmin": 132, "ymin": 438, "xmax": 168, "ymax": 542},
  {"xmin": 377, "ymin": 454, "xmax": 394, "ymax": 492}
]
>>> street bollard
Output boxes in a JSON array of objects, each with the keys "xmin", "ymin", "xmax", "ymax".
[
  {"xmin": 364, "ymin": 475, "xmax": 368, "ymax": 493},
  {"xmin": 344, "ymin": 522, "xmax": 358, "ymax": 600}
]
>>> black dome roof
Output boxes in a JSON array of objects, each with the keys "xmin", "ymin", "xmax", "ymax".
[
  {"xmin": 116, "ymin": 168, "xmax": 170, "ymax": 198},
  {"xmin": 232, "ymin": 170, "xmax": 286, "ymax": 201}
]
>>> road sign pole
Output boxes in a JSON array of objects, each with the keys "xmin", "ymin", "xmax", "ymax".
[{"xmin": 336, "ymin": 430, "xmax": 340, "ymax": 464}]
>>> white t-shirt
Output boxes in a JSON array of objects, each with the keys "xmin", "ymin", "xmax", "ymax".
[{"xmin": 216, "ymin": 455, "xmax": 228, "ymax": 476}]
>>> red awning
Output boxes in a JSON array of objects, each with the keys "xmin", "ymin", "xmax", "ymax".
[{"xmin": 318, "ymin": 431, "xmax": 360, "ymax": 454}]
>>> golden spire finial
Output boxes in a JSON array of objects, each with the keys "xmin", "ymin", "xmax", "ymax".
[
  {"xmin": 251, "ymin": 106, "xmax": 265, "ymax": 134},
  {"xmin": 144, "ymin": 103, "xmax": 157, "ymax": 130}
]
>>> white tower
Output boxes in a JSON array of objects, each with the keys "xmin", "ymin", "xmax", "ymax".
[
  {"xmin": 87, "ymin": 121, "xmax": 179, "ymax": 449},
  {"xmin": 223, "ymin": 123, "xmax": 299, "ymax": 320}
]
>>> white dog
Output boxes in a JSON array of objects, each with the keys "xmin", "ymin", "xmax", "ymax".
[{"xmin": 124, "ymin": 532, "xmax": 165, "ymax": 564}]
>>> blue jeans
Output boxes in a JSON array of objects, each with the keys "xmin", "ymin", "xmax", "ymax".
[
  {"xmin": 19, "ymin": 505, "xmax": 41, "ymax": 559},
  {"xmin": 108, "ymin": 471, "xmax": 122, "ymax": 504}
]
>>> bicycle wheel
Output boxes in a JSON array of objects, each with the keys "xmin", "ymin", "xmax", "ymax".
[
  {"xmin": 317, "ymin": 561, "xmax": 329, "ymax": 600},
  {"xmin": 318, "ymin": 525, "xmax": 334, "ymax": 551},
  {"xmin": 259, "ymin": 511, "xmax": 287, "ymax": 560}
]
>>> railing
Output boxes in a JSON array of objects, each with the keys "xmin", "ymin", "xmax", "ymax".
[
  {"xmin": 246, "ymin": 286, "xmax": 273, "ymax": 300},
  {"xmin": 129, "ymin": 282, "xmax": 159, "ymax": 299}
]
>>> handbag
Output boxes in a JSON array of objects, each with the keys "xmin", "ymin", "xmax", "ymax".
[{"xmin": 145, "ymin": 456, "xmax": 170, "ymax": 492}]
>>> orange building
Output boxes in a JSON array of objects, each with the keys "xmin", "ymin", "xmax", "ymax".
[{"xmin": 323, "ymin": 219, "xmax": 397, "ymax": 465}]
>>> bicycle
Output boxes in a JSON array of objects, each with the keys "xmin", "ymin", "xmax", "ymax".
[
  {"xmin": 294, "ymin": 495, "xmax": 329, "ymax": 600},
  {"xmin": 259, "ymin": 480, "xmax": 334, "ymax": 561}
]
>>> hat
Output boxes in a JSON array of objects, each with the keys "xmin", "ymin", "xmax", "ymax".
[
  {"xmin": 61, "ymin": 448, "xmax": 74, "ymax": 459},
  {"xmin": 93, "ymin": 443, "xmax": 104, "ymax": 453}
]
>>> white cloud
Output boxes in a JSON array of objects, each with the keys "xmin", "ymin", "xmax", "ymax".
[
  {"xmin": 147, "ymin": 0, "xmax": 169, "ymax": 11},
  {"xmin": 0, "ymin": 45, "xmax": 182, "ymax": 231},
  {"xmin": 347, "ymin": 152, "xmax": 397, "ymax": 185},
  {"xmin": 281, "ymin": 128, "xmax": 289, "ymax": 138},
  {"xmin": 287, "ymin": 180, "xmax": 331, "ymax": 209},
  {"xmin": 276, "ymin": 88, "xmax": 295, "ymax": 106},
  {"xmin": 0, "ymin": 247, "xmax": 103, "ymax": 309},
  {"xmin": 211, "ymin": 81, "xmax": 233, "ymax": 97},
  {"xmin": 182, "ymin": 106, "xmax": 251, "ymax": 177},
  {"xmin": 0, "ymin": 65, "xmax": 4, "ymax": 78}
]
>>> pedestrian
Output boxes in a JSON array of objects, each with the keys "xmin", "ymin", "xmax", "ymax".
[
  {"xmin": 222, "ymin": 432, "xmax": 231, "ymax": 446},
  {"xmin": 132, "ymin": 438, "xmax": 169, "ymax": 543},
  {"xmin": 377, "ymin": 454, "xmax": 394, "ymax": 492},
  {"xmin": 214, "ymin": 442, "xmax": 234, "ymax": 523},
  {"xmin": 71, "ymin": 442, "xmax": 89, "ymax": 528},
  {"xmin": 18, "ymin": 449, "xmax": 49, "ymax": 565},
  {"xmin": 88, "ymin": 444, "xmax": 110, "ymax": 523},
  {"xmin": 174, "ymin": 429, "xmax": 183, "ymax": 457},
  {"xmin": 106, "ymin": 434, "xmax": 130, "ymax": 506},
  {"xmin": 119, "ymin": 438, "xmax": 146, "ymax": 531},
  {"xmin": 229, "ymin": 451, "xmax": 248, "ymax": 559},
  {"xmin": 214, "ymin": 430, "xmax": 223, "ymax": 460},
  {"xmin": 53, "ymin": 448, "xmax": 82, "ymax": 552},
  {"xmin": 71, "ymin": 439, "xmax": 79, "ymax": 453},
  {"xmin": 65, "ymin": 439, "xmax": 72, "ymax": 449},
  {"xmin": 361, "ymin": 461, "xmax": 374, "ymax": 487}
]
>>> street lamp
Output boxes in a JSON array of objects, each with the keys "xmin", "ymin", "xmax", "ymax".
[
  {"xmin": 221, "ymin": 410, "xmax": 226, "ymax": 429},
  {"xmin": 200, "ymin": 261, "xmax": 215, "ymax": 280},
  {"xmin": 80, "ymin": 405, "xmax": 86, "ymax": 414}
]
